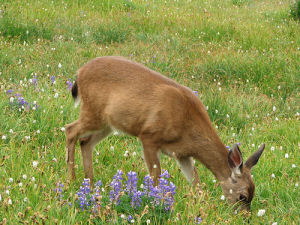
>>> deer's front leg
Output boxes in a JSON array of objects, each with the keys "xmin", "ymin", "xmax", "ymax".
[
  {"xmin": 79, "ymin": 127, "xmax": 112, "ymax": 184},
  {"xmin": 141, "ymin": 141, "xmax": 161, "ymax": 185}
]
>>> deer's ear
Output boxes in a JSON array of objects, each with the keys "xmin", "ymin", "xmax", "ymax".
[
  {"xmin": 245, "ymin": 144, "xmax": 265, "ymax": 169},
  {"xmin": 228, "ymin": 144, "xmax": 243, "ymax": 174}
]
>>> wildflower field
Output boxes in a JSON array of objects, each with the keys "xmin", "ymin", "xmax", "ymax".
[{"xmin": 0, "ymin": 0, "xmax": 299, "ymax": 224}]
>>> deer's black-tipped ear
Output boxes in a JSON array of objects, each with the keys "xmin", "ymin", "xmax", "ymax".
[
  {"xmin": 228, "ymin": 144, "xmax": 243, "ymax": 173},
  {"xmin": 245, "ymin": 144, "xmax": 265, "ymax": 169}
]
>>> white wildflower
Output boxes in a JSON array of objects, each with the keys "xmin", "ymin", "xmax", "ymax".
[
  {"xmin": 285, "ymin": 153, "xmax": 289, "ymax": 158},
  {"xmin": 10, "ymin": 97, "xmax": 14, "ymax": 103},
  {"xmin": 220, "ymin": 195, "xmax": 225, "ymax": 200},
  {"xmin": 2, "ymin": 135, "xmax": 6, "ymax": 140},
  {"xmin": 9, "ymin": 129, "xmax": 13, "ymax": 133},
  {"xmin": 153, "ymin": 164, "xmax": 157, "ymax": 169},
  {"xmin": 257, "ymin": 209, "xmax": 266, "ymax": 217},
  {"xmin": 5, "ymin": 190, "xmax": 9, "ymax": 195},
  {"xmin": 54, "ymin": 93, "xmax": 58, "ymax": 98},
  {"xmin": 8, "ymin": 199, "xmax": 12, "ymax": 205},
  {"xmin": 292, "ymin": 164, "xmax": 296, "ymax": 168},
  {"xmin": 24, "ymin": 197, "xmax": 28, "ymax": 202},
  {"xmin": 22, "ymin": 174, "xmax": 27, "ymax": 179},
  {"xmin": 61, "ymin": 127, "xmax": 65, "ymax": 132},
  {"xmin": 271, "ymin": 146, "xmax": 275, "ymax": 151},
  {"xmin": 58, "ymin": 63, "xmax": 62, "ymax": 68},
  {"xmin": 271, "ymin": 173, "xmax": 275, "ymax": 178},
  {"xmin": 124, "ymin": 151, "xmax": 129, "ymax": 157},
  {"xmin": 273, "ymin": 106, "xmax": 276, "ymax": 112},
  {"xmin": 19, "ymin": 182, "xmax": 23, "ymax": 187},
  {"xmin": 31, "ymin": 177, "xmax": 35, "ymax": 182},
  {"xmin": 32, "ymin": 161, "xmax": 38, "ymax": 168},
  {"xmin": 110, "ymin": 146, "xmax": 114, "ymax": 151},
  {"xmin": 9, "ymin": 178, "xmax": 13, "ymax": 183},
  {"xmin": 146, "ymin": 219, "xmax": 151, "ymax": 224}
]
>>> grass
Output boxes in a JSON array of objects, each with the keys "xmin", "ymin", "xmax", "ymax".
[{"xmin": 0, "ymin": 0, "xmax": 299, "ymax": 224}]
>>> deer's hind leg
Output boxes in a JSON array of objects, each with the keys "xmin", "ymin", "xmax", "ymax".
[
  {"xmin": 79, "ymin": 127, "xmax": 111, "ymax": 184},
  {"xmin": 65, "ymin": 115, "xmax": 107, "ymax": 181}
]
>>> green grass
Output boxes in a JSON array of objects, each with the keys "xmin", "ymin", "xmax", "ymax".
[{"xmin": 0, "ymin": 0, "xmax": 299, "ymax": 224}]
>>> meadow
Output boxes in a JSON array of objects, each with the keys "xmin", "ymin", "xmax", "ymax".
[{"xmin": 0, "ymin": 0, "xmax": 299, "ymax": 224}]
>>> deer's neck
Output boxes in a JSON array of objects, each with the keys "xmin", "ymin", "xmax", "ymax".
[{"xmin": 194, "ymin": 133, "xmax": 232, "ymax": 182}]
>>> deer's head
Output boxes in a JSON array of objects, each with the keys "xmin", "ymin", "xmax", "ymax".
[{"xmin": 220, "ymin": 144, "xmax": 265, "ymax": 211}]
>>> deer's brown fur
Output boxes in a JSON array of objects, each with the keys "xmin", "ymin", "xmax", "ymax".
[{"xmin": 65, "ymin": 56, "xmax": 265, "ymax": 211}]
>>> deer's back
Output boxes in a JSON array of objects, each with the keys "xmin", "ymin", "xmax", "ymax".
[{"xmin": 76, "ymin": 56, "xmax": 210, "ymax": 143}]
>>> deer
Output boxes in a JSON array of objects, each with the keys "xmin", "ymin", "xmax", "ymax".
[{"xmin": 65, "ymin": 56, "xmax": 265, "ymax": 211}]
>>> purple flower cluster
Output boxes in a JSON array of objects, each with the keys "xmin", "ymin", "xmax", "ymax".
[
  {"xmin": 150, "ymin": 170, "xmax": 176, "ymax": 210},
  {"xmin": 76, "ymin": 178, "xmax": 103, "ymax": 211},
  {"xmin": 77, "ymin": 178, "xmax": 91, "ymax": 210},
  {"xmin": 143, "ymin": 175, "xmax": 154, "ymax": 197},
  {"xmin": 32, "ymin": 76, "xmax": 37, "ymax": 86},
  {"xmin": 54, "ymin": 170, "xmax": 176, "ymax": 215},
  {"xmin": 66, "ymin": 80, "xmax": 73, "ymax": 90},
  {"xmin": 110, "ymin": 170, "xmax": 123, "ymax": 204},
  {"xmin": 126, "ymin": 171, "xmax": 138, "ymax": 195},
  {"xmin": 195, "ymin": 216, "xmax": 202, "ymax": 224},
  {"xmin": 54, "ymin": 181, "xmax": 64, "ymax": 200},
  {"xmin": 51, "ymin": 75, "xmax": 55, "ymax": 83},
  {"xmin": 108, "ymin": 170, "xmax": 176, "ymax": 210},
  {"xmin": 7, "ymin": 90, "xmax": 38, "ymax": 111}
]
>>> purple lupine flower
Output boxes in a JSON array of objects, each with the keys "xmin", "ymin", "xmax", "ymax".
[
  {"xmin": 110, "ymin": 170, "xmax": 123, "ymax": 204},
  {"xmin": 66, "ymin": 80, "xmax": 73, "ymax": 90},
  {"xmin": 76, "ymin": 178, "xmax": 91, "ymax": 210},
  {"xmin": 143, "ymin": 175, "xmax": 154, "ymax": 197},
  {"xmin": 54, "ymin": 181, "xmax": 64, "ymax": 200},
  {"xmin": 32, "ymin": 76, "xmax": 37, "ymax": 86},
  {"xmin": 131, "ymin": 190, "xmax": 143, "ymax": 208},
  {"xmin": 126, "ymin": 171, "xmax": 138, "ymax": 195},
  {"xmin": 127, "ymin": 215, "xmax": 133, "ymax": 222},
  {"xmin": 149, "ymin": 186, "xmax": 161, "ymax": 205},
  {"xmin": 51, "ymin": 75, "xmax": 55, "ymax": 83},
  {"xmin": 163, "ymin": 181, "xmax": 176, "ymax": 210},
  {"xmin": 149, "ymin": 170, "xmax": 176, "ymax": 211},
  {"xmin": 193, "ymin": 90, "xmax": 198, "ymax": 96},
  {"xmin": 160, "ymin": 170, "xmax": 170, "ymax": 179},
  {"xmin": 95, "ymin": 180, "xmax": 102, "ymax": 187},
  {"xmin": 6, "ymin": 89, "xmax": 13, "ymax": 95},
  {"xmin": 195, "ymin": 216, "xmax": 202, "ymax": 224}
]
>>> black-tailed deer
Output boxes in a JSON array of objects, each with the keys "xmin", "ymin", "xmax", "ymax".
[{"xmin": 65, "ymin": 56, "xmax": 265, "ymax": 211}]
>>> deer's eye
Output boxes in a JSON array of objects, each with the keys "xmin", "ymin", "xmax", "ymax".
[{"xmin": 239, "ymin": 194, "xmax": 247, "ymax": 201}]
